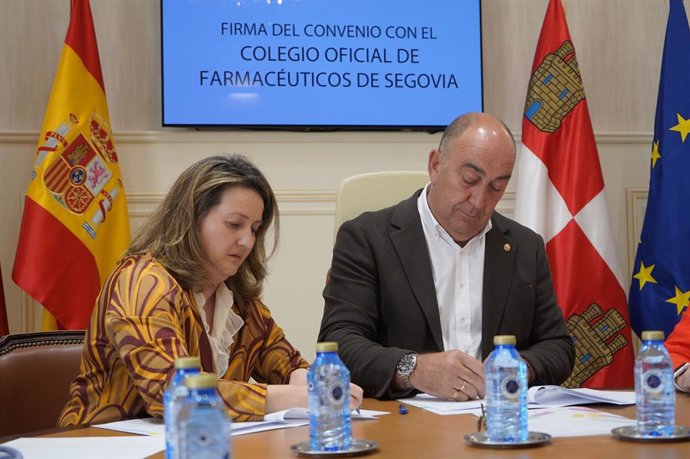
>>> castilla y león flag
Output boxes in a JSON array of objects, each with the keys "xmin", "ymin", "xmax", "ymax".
[
  {"xmin": 513, "ymin": 0, "xmax": 634, "ymax": 388},
  {"xmin": 12, "ymin": 0, "xmax": 130, "ymax": 330}
]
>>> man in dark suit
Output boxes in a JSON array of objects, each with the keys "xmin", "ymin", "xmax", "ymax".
[{"xmin": 318, "ymin": 112, "xmax": 574, "ymax": 401}]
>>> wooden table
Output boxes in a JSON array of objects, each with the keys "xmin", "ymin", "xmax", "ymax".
[{"xmin": 13, "ymin": 394, "xmax": 690, "ymax": 458}]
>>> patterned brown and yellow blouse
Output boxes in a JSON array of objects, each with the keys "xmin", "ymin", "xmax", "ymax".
[{"xmin": 58, "ymin": 254, "xmax": 309, "ymax": 427}]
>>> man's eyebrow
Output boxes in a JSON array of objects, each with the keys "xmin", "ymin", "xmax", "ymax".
[
  {"xmin": 461, "ymin": 162, "xmax": 511, "ymax": 182},
  {"xmin": 461, "ymin": 162, "xmax": 485, "ymax": 176}
]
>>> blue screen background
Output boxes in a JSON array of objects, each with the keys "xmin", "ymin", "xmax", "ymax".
[{"xmin": 161, "ymin": 0, "xmax": 482, "ymax": 128}]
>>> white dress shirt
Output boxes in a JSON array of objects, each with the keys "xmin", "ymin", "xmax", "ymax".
[
  {"xmin": 417, "ymin": 185, "xmax": 491, "ymax": 360},
  {"xmin": 194, "ymin": 283, "xmax": 244, "ymax": 377}
]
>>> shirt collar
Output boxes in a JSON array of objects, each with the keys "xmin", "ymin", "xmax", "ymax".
[{"xmin": 417, "ymin": 183, "xmax": 492, "ymax": 246}]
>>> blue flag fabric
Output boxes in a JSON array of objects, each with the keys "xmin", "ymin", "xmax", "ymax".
[{"xmin": 629, "ymin": 0, "xmax": 690, "ymax": 338}]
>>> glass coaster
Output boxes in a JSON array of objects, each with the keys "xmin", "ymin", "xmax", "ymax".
[
  {"xmin": 611, "ymin": 425, "xmax": 690, "ymax": 442},
  {"xmin": 464, "ymin": 431, "xmax": 551, "ymax": 449},
  {"xmin": 290, "ymin": 439, "xmax": 378, "ymax": 457}
]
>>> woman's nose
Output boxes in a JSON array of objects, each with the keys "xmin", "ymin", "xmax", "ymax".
[{"xmin": 237, "ymin": 228, "xmax": 255, "ymax": 248}]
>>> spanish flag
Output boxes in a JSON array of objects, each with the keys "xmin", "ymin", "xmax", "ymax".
[{"xmin": 12, "ymin": 0, "xmax": 130, "ymax": 330}]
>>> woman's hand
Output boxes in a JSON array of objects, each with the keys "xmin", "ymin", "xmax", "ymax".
[
  {"xmin": 284, "ymin": 368, "xmax": 362, "ymax": 411},
  {"xmin": 265, "ymin": 384, "xmax": 308, "ymax": 413},
  {"xmin": 288, "ymin": 369, "xmax": 363, "ymax": 410},
  {"xmin": 289, "ymin": 368, "xmax": 308, "ymax": 385}
]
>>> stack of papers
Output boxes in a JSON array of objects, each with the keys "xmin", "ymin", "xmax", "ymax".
[
  {"xmin": 400, "ymin": 386, "xmax": 635, "ymax": 416},
  {"xmin": 527, "ymin": 385, "xmax": 636, "ymax": 407},
  {"xmin": 400, "ymin": 389, "xmax": 637, "ymax": 438}
]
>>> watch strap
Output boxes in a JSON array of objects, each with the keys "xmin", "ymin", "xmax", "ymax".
[{"xmin": 396, "ymin": 353, "xmax": 418, "ymax": 390}]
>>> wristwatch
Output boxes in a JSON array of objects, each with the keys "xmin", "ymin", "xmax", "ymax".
[{"xmin": 396, "ymin": 353, "xmax": 419, "ymax": 390}]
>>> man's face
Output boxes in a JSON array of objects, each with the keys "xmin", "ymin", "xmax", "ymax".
[{"xmin": 426, "ymin": 124, "xmax": 515, "ymax": 245}]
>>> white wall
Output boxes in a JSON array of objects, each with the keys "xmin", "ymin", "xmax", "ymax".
[{"xmin": 1, "ymin": 0, "xmax": 681, "ymax": 361}]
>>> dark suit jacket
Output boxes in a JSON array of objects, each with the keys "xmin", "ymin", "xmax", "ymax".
[{"xmin": 319, "ymin": 190, "xmax": 574, "ymax": 399}]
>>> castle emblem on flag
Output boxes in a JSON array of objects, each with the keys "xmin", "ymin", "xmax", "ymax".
[
  {"xmin": 524, "ymin": 40, "xmax": 585, "ymax": 133},
  {"xmin": 563, "ymin": 303, "xmax": 629, "ymax": 387}
]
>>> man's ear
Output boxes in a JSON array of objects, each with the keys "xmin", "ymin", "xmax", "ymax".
[{"xmin": 428, "ymin": 149, "xmax": 441, "ymax": 183}]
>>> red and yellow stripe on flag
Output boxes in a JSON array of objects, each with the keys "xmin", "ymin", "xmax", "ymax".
[
  {"xmin": 12, "ymin": 0, "xmax": 130, "ymax": 330},
  {"xmin": 513, "ymin": 0, "xmax": 634, "ymax": 388}
]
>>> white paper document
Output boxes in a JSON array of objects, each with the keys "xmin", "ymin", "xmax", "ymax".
[
  {"xmin": 267, "ymin": 407, "xmax": 389, "ymax": 421},
  {"xmin": 94, "ymin": 415, "xmax": 308, "ymax": 438},
  {"xmin": 1, "ymin": 436, "xmax": 165, "ymax": 459},
  {"xmin": 527, "ymin": 386, "xmax": 636, "ymax": 407},
  {"xmin": 94, "ymin": 418, "xmax": 165, "ymax": 436},
  {"xmin": 400, "ymin": 393, "xmax": 485, "ymax": 415},
  {"xmin": 94, "ymin": 408, "xmax": 387, "ymax": 438},
  {"xmin": 229, "ymin": 408, "xmax": 387, "ymax": 436},
  {"xmin": 527, "ymin": 406, "xmax": 636, "ymax": 437}
]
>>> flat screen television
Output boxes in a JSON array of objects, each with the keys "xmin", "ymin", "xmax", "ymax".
[{"xmin": 161, "ymin": 0, "xmax": 483, "ymax": 131}]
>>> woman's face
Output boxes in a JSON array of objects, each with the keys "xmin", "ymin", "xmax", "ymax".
[{"xmin": 199, "ymin": 186, "xmax": 264, "ymax": 287}]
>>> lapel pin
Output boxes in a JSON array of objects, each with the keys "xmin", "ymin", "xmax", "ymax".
[{"xmin": 503, "ymin": 243, "xmax": 511, "ymax": 252}]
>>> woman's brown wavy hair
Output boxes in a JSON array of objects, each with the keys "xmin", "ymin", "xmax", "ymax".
[{"xmin": 127, "ymin": 154, "xmax": 278, "ymax": 305}]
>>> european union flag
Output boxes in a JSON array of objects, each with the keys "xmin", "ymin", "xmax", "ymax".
[{"xmin": 629, "ymin": 0, "xmax": 690, "ymax": 338}]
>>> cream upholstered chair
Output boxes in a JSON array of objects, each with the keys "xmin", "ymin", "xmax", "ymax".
[{"xmin": 333, "ymin": 171, "xmax": 429, "ymax": 237}]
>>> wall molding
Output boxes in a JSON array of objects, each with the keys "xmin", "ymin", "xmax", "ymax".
[
  {"xmin": 0, "ymin": 130, "xmax": 655, "ymax": 145},
  {"xmin": 130, "ymin": 190, "xmax": 514, "ymax": 219},
  {"xmin": 626, "ymin": 187, "xmax": 648, "ymax": 275},
  {"xmin": 127, "ymin": 190, "xmax": 337, "ymax": 218}
]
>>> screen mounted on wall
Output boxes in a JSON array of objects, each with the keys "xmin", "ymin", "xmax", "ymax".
[{"xmin": 161, "ymin": 0, "xmax": 483, "ymax": 130}]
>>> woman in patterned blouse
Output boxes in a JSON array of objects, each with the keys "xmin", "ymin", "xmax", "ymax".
[{"xmin": 59, "ymin": 154, "xmax": 363, "ymax": 426}]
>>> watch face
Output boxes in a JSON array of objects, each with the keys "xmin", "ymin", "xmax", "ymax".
[{"xmin": 398, "ymin": 354, "xmax": 416, "ymax": 374}]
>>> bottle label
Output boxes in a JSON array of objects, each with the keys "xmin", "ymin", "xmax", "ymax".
[
  {"xmin": 642, "ymin": 370, "xmax": 664, "ymax": 394},
  {"xmin": 500, "ymin": 376, "xmax": 521, "ymax": 400},
  {"xmin": 328, "ymin": 384, "xmax": 345, "ymax": 407},
  {"xmin": 309, "ymin": 378, "xmax": 347, "ymax": 408}
]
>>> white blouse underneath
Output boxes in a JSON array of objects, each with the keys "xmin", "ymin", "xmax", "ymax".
[{"xmin": 193, "ymin": 283, "xmax": 244, "ymax": 377}]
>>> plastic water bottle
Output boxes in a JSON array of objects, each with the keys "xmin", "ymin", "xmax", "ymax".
[
  {"xmin": 635, "ymin": 330, "xmax": 675, "ymax": 436},
  {"xmin": 178, "ymin": 373, "xmax": 232, "ymax": 459},
  {"xmin": 485, "ymin": 335, "xmax": 528, "ymax": 442},
  {"xmin": 308, "ymin": 342, "xmax": 352, "ymax": 451},
  {"xmin": 164, "ymin": 356, "xmax": 201, "ymax": 459}
]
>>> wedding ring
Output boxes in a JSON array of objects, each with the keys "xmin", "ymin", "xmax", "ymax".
[
  {"xmin": 459, "ymin": 381, "xmax": 466, "ymax": 392},
  {"xmin": 451, "ymin": 390, "xmax": 460, "ymax": 401}
]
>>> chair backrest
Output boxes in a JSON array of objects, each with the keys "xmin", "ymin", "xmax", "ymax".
[
  {"xmin": 333, "ymin": 171, "xmax": 429, "ymax": 237},
  {"xmin": 0, "ymin": 330, "xmax": 85, "ymax": 437}
]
